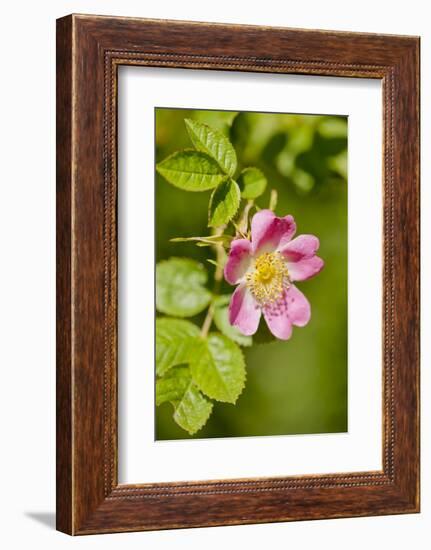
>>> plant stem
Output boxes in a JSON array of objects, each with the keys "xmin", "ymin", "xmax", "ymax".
[
  {"xmin": 269, "ymin": 189, "xmax": 278, "ymax": 211},
  {"xmin": 236, "ymin": 199, "xmax": 254, "ymax": 237},
  {"xmin": 212, "ymin": 226, "xmax": 226, "ymax": 282},
  {"xmin": 200, "ymin": 227, "xmax": 226, "ymax": 337},
  {"xmin": 200, "ymin": 302, "xmax": 215, "ymax": 338}
]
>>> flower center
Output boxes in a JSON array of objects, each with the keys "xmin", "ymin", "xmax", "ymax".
[{"xmin": 246, "ymin": 252, "xmax": 289, "ymax": 306}]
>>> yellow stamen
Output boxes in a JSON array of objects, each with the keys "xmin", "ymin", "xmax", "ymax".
[{"xmin": 246, "ymin": 252, "xmax": 289, "ymax": 306}]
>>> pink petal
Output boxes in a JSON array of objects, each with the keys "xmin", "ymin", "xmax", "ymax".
[
  {"xmin": 251, "ymin": 209, "xmax": 296, "ymax": 256},
  {"xmin": 228, "ymin": 283, "xmax": 261, "ymax": 336},
  {"xmin": 263, "ymin": 285, "xmax": 311, "ymax": 340},
  {"xmin": 279, "ymin": 234, "xmax": 320, "ymax": 261},
  {"xmin": 287, "ymin": 256, "xmax": 324, "ymax": 282},
  {"xmin": 224, "ymin": 239, "xmax": 252, "ymax": 285}
]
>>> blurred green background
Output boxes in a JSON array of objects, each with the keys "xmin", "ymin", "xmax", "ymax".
[{"xmin": 155, "ymin": 107, "xmax": 348, "ymax": 440}]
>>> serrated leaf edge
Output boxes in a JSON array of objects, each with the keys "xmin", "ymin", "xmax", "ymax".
[
  {"xmin": 155, "ymin": 318, "xmax": 201, "ymax": 376},
  {"xmin": 208, "ymin": 178, "xmax": 241, "ymax": 228},
  {"xmin": 156, "ymin": 148, "xmax": 226, "ymax": 191},
  {"xmin": 185, "ymin": 119, "xmax": 237, "ymax": 177},
  {"xmin": 190, "ymin": 332, "xmax": 247, "ymax": 404},
  {"xmin": 172, "ymin": 383, "xmax": 214, "ymax": 435}
]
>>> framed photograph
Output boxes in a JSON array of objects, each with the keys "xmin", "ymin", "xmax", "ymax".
[{"xmin": 56, "ymin": 14, "xmax": 420, "ymax": 535}]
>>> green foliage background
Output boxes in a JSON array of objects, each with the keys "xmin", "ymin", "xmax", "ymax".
[{"xmin": 155, "ymin": 108, "xmax": 348, "ymax": 440}]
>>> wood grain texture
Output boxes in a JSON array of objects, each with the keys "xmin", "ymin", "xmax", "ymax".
[
  {"xmin": 56, "ymin": 16, "xmax": 73, "ymax": 535},
  {"xmin": 56, "ymin": 14, "xmax": 420, "ymax": 535}
]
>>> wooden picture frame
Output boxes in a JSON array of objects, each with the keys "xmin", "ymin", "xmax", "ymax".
[{"xmin": 56, "ymin": 14, "xmax": 420, "ymax": 535}]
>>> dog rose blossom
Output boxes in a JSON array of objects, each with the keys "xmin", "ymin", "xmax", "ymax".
[{"xmin": 224, "ymin": 209, "xmax": 324, "ymax": 340}]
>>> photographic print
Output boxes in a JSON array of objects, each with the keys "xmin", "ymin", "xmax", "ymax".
[
  {"xmin": 155, "ymin": 107, "xmax": 348, "ymax": 440},
  {"xmin": 57, "ymin": 16, "xmax": 420, "ymax": 533}
]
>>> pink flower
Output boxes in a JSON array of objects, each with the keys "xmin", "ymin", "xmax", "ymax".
[{"xmin": 224, "ymin": 209, "xmax": 324, "ymax": 340}]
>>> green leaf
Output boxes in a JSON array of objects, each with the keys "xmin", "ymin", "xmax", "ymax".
[
  {"xmin": 156, "ymin": 366, "xmax": 213, "ymax": 435},
  {"xmin": 213, "ymin": 295, "xmax": 252, "ymax": 347},
  {"xmin": 156, "ymin": 150, "xmax": 225, "ymax": 191},
  {"xmin": 156, "ymin": 366, "xmax": 192, "ymax": 405},
  {"xmin": 156, "ymin": 318, "xmax": 201, "ymax": 376},
  {"xmin": 208, "ymin": 178, "xmax": 241, "ymax": 228},
  {"xmin": 190, "ymin": 333, "xmax": 246, "ymax": 403},
  {"xmin": 173, "ymin": 382, "xmax": 213, "ymax": 435},
  {"xmin": 156, "ymin": 258, "xmax": 212, "ymax": 317},
  {"xmin": 238, "ymin": 167, "xmax": 267, "ymax": 199},
  {"xmin": 185, "ymin": 119, "xmax": 237, "ymax": 176}
]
